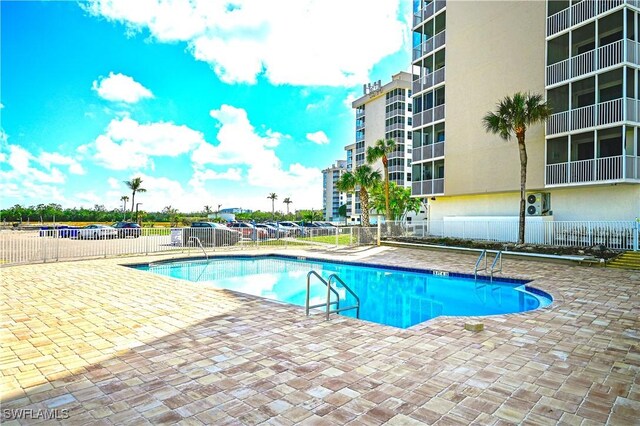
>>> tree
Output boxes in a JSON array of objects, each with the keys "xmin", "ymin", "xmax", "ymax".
[
  {"xmin": 267, "ymin": 193, "xmax": 278, "ymax": 220},
  {"xmin": 124, "ymin": 177, "xmax": 147, "ymax": 219},
  {"xmin": 203, "ymin": 205, "xmax": 212, "ymax": 215},
  {"xmin": 370, "ymin": 182, "xmax": 422, "ymax": 221},
  {"xmin": 120, "ymin": 196, "xmax": 129, "ymax": 220},
  {"xmin": 283, "ymin": 197, "xmax": 292, "ymax": 216},
  {"xmin": 483, "ymin": 92, "xmax": 551, "ymax": 244},
  {"xmin": 336, "ymin": 165, "xmax": 381, "ymax": 227},
  {"xmin": 366, "ymin": 138, "xmax": 396, "ymax": 221},
  {"xmin": 338, "ymin": 204, "xmax": 348, "ymax": 225}
]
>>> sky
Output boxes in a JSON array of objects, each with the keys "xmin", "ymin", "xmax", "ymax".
[{"xmin": 0, "ymin": 0, "xmax": 412, "ymax": 214}]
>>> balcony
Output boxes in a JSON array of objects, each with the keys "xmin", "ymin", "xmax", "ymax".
[
  {"xmin": 386, "ymin": 122, "xmax": 406, "ymax": 131},
  {"xmin": 386, "ymin": 94, "xmax": 405, "ymax": 104},
  {"xmin": 388, "ymin": 165, "xmax": 405, "ymax": 173},
  {"xmin": 388, "ymin": 150, "xmax": 405, "ymax": 160},
  {"xmin": 412, "ymin": 67, "xmax": 445, "ymax": 94},
  {"xmin": 546, "ymin": 0, "xmax": 636, "ymax": 37},
  {"xmin": 413, "ymin": 0, "xmax": 446, "ymax": 27},
  {"xmin": 411, "ymin": 178, "xmax": 444, "ymax": 196},
  {"xmin": 417, "ymin": 104, "xmax": 445, "ymax": 127},
  {"xmin": 356, "ymin": 147, "xmax": 365, "ymax": 155},
  {"xmin": 385, "ymin": 108, "xmax": 405, "ymax": 119},
  {"xmin": 546, "ymin": 97, "xmax": 640, "ymax": 135},
  {"xmin": 356, "ymin": 109, "xmax": 365, "ymax": 118},
  {"xmin": 547, "ymin": 39, "xmax": 638, "ymax": 86},
  {"xmin": 356, "ymin": 133, "xmax": 365, "ymax": 142},
  {"xmin": 413, "ymin": 141, "xmax": 445, "ymax": 163},
  {"xmin": 546, "ymin": 155, "xmax": 640, "ymax": 186},
  {"xmin": 412, "ymin": 30, "xmax": 446, "ymax": 61}
]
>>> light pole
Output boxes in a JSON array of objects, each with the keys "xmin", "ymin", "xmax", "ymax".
[{"xmin": 136, "ymin": 203, "xmax": 143, "ymax": 223}]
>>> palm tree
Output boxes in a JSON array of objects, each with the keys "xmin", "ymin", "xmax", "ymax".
[
  {"xmin": 267, "ymin": 193, "xmax": 278, "ymax": 220},
  {"xmin": 483, "ymin": 92, "xmax": 551, "ymax": 244},
  {"xmin": 366, "ymin": 138, "xmax": 396, "ymax": 221},
  {"xmin": 336, "ymin": 165, "xmax": 382, "ymax": 227},
  {"xmin": 283, "ymin": 197, "xmax": 292, "ymax": 216},
  {"xmin": 120, "ymin": 196, "xmax": 129, "ymax": 220},
  {"xmin": 203, "ymin": 205, "xmax": 212, "ymax": 217},
  {"xmin": 124, "ymin": 177, "xmax": 147, "ymax": 218}
]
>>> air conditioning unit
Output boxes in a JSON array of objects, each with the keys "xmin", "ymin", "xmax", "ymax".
[{"xmin": 526, "ymin": 192, "xmax": 550, "ymax": 216}]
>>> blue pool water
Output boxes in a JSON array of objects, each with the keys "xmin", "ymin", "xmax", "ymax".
[{"xmin": 133, "ymin": 255, "xmax": 552, "ymax": 328}]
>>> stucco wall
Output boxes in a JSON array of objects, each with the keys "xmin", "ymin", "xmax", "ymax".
[{"xmin": 444, "ymin": 0, "xmax": 547, "ymax": 196}]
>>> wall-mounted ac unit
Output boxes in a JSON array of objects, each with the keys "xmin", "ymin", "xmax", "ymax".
[{"xmin": 526, "ymin": 192, "xmax": 550, "ymax": 216}]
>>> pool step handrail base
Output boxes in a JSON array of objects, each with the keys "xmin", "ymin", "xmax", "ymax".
[{"xmin": 305, "ymin": 271, "xmax": 360, "ymax": 320}]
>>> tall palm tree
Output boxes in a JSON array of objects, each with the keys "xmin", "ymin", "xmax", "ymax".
[
  {"xmin": 267, "ymin": 193, "xmax": 278, "ymax": 220},
  {"xmin": 283, "ymin": 197, "xmax": 292, "ymax": 216},
  {"xmin": 124, "ymin": 177, "xmax": 147, "ymax": 218},
  {"xmin": 336, "ymin": 165, "xmax": 382, "ymax": 227},
  {"xmin": 483, "ymin": 92, "xmax": 551, "ymax": 244},
  {"xmin": 366, "ymin": 138, "xmax": 396, "ymax": 221},
  {"xmin": 120, "ymin": 195, "xmax": 129, "ymax": 220}
]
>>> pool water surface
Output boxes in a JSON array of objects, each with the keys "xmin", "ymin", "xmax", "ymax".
[{"xmin": 133, "ymin": 255, "xmax": 552, "ymax": 328}]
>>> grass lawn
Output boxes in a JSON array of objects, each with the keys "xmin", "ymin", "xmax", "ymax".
[{"xmin": 296, "ymin": 234, "xmax": 354, "ymax": 245}]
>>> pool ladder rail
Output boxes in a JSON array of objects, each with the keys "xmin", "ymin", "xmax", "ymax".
[
  {"xmin": 188, "ymin": 236, "xmax": 208, "ymax": 261},
  {"xmin": 305, "ymin": 271, "xmax": 360, "ymax": 320},
  {"xmin": 474, "ymin": 250, "xmax": 503, "ymax": 281}
]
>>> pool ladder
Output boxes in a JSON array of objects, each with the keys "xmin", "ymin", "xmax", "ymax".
[
  {"xmin": 305, "ymin": 271, "xmax": 360, "ymax": 320},
  {"xmin": 474, "ymin": 250, "xmax": 503, "ymax": 281},
  {"xmin": 188, "ymin": 236, "xmax": 208, "ymax": 261}
]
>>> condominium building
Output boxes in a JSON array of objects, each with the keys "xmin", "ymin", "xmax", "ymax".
[
  {"xmin": 410, "ymin": 0, "xmax": 640, "ymax": 221},
  {"xmin": 345, "ymin": 72, "xmax": 414, "ymax": 222},
  {"xmin": 322, "ymin": 160, "xmax": 347, "ymax": 222}
]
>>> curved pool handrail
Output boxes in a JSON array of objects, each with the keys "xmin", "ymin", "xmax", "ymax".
[
  {"xmin": 327, "ymin": 274, "xmax": 360, "ymax": 319},
  {"xmin": 306, "ymin": 270, "xmax": 339, "ymax": 316}
]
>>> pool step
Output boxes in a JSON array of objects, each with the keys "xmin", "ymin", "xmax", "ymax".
[{"xmin": 607, "ymin": 251, "xmax": 640, "ymax": 270}]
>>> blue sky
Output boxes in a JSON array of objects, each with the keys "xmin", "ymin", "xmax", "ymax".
[{"xmin": 1, "ymin": 0, "xmax": 411, "ymax": 213}]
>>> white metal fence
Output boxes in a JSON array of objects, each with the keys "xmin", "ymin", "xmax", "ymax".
[
  {"xmin": 0, "ymin": 226, "xmax": 378, "ymax": 266},
  {"xmin": 388, "ymin": 220, "xmax": 639, "ymax": 251}
]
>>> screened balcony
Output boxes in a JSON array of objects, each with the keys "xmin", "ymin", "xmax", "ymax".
[
  {"xmin": 413, "ymin": 0, "xmax": 446, "ymax": 27},
  {"xmin": 546, "ymin": 0, "xmax": 635, "ymax": 37},
  {"xmin": 411, "ymin": 160, "xmax": 445, "ymax": 196}
]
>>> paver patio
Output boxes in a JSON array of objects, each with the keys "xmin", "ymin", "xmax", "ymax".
[{"xmin": 1, "ymin": 246, "xmax": 639, "ymax": 425}]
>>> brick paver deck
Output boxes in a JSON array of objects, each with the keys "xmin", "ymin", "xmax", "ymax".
[{"xmin": 1, "ymin": 247, "xmax": 639, "ymax": 425}]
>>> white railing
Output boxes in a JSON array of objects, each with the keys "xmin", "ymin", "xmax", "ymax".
[
  {"xmin": 0, "ymin": 226, "xmax": 383, "ymax": 266},
  {"xmin": 547, "ymin": 0, "xmax": 628, "ymax": 37},
  {"xmin": 546, "ymin": 154, "xmax": 640, "ymax": 185},
  {"xmin": 387, "ymin": 122, "xmax": 405, "ymax": 131},
  {"xmin": 385, "ymin": 108, "xmax": 405, "ymax": 119},
  {"xmin": 546, "ymin": 97, "xmax": 637, "ymax": 135},
  {"xmin": 388, "ymin": 220, "xmax": 638, "ymax": 250}
]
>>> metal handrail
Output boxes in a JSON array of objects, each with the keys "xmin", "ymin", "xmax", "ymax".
[
  {"xmin": 327, "ymin": 274, "xmax": 360, "ymax": 320},
  {"xmin": 474, "ymin": 249, "xmax": 487, "ymax": 280},
  {"xmin": 306, "ymin": 271, "xmax": 339, "ymax": 316},
  {"xmin": 188, "ymin": 236, "xmax": 208, "ymax": 260},
  {"xmin": 490, "ymin": 251, "xmax": 503, "ymax": 281}
]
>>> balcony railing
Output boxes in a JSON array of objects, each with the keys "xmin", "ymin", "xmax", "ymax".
[
  {"xmin": 413, "ymin": 111, "xmax": 423, "ymax": 127},
  {"xmin": 388, "ymin": 150, "xmax": 406, "ymax": 160},
  {"xmin": 388, "ymin": 165, "xmax": 405, "ymax": 173},
  {"xmin": 385, "ymin": 108, "xmax": 405, "ymax": 119},
  {"xmin": 356, "ymin": 109, "xmax": 365, "ymax": 118},
  {"xmin": 386, "ymin": 122, "xmax": 406, "ymax": 131},
  {"xmin": 546, "ymin": 154, "xmax": 640, "ymax": 185},
  {"xmin": 411, "ymin": 178, "xmax": 444, "ymax": 196},
  {"xmin": 356, "ymin": 133, "xmax": 365, "ymax": 142},
  {"xmin": 412, "ymin": 30, "xmax": 446, "ymax": 61},
  {"xmin": 546, "ymin": 97, "xmax": 640, "ymax": 135},
  {"xmin": 412, "ymin": 141, "xmax": 445, "ymax": 163},
  {"xmin": 546, "ymin": 0, "xmax": 637, "ymax": 37},
  {"xmin": 386, "ymin": 94, "xmax": 405, "ymax": 104},
  {"xmin": 419, "ymin": 104, "xmax": 445, "ymax": 126},
  {"xmin": 413, "ymin": 0, "xmax": 446, "ymax": 27},
  {"xmin": 547, "ymin": 39, "xmax": 636, "ymax": 86},
  {"xmin": 412, "ymin": 67, "xmax": 445, "ymax": 94}
]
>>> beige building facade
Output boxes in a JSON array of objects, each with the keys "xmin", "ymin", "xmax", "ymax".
[{"xmin": 411, "ymin": 0, "xmax": 640, "ymax": 221}]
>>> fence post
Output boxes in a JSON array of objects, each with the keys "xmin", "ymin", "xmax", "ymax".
[
  {"xmin": 42, "ymin": 234, "xmax": 47, "ymax": 263},
  {"xmin": 145, "ymin": 230, "xmax": 149, "ymax": 255},
  {"xmin": 377, "ymin": 220, "xmax": 381, "ymax": 246},
  {"xmin": 335, "ymin": 227, "xmax": 339, "ymax": 248},
  {"xmin": 350, "ymin": 227, "xmax": 353, "ymax": 246},
  {"xmin": 635, "ymin": 218, "xmax": 639, "ymax": 251},
  {"xmin": 56, "ymin": 230, "xmax": 60, "ymax": 262}
]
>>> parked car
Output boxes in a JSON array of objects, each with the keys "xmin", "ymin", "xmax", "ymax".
[
  {"xmin": 227, "ymin": 222, "xmax": 268, "ymax": 240},
  {"xmin": 276, "ymin": 221, "xmax": 303, "ymax": 236},
  {"xmin": 39, "ymin": 225, "xmax": 79, "ymax": 238},
  {"xmin": 76, "ymin": 224, "xmax": 118, "ymax": 239},
  {"xmin": 112, "ymin": 222, "xmax": 141, "ymax": 238},
  {"xmin": 255, "ymin": 223, "xmax": 289, "ymax": 238},
  {"xmin": 184, "ymin": 222, "xmax": 241, "ymax": 247}
]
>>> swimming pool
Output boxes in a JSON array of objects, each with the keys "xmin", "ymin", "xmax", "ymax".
[{"xmin": 133, "ymin": 255, "xmax": 552, "ymax": 328}]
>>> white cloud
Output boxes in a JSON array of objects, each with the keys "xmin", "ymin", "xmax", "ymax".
[
  {"xmin": 92, "ymin": 72, "xmax": 154, "ymax": 103},
  {"xmin": 306, "ymin": 131, "xmax": 329, "ymax": 145},
  {"xmin": 83, "ymin": 0, "xmax": 406, "ymax": 86},
  {"xmin": 82, "ymin": 117, "xmax": 208, "ymax": 170},
  {"xmin": 107, "ymin": 177, "xmax": 121, "ymax": 189},
  {"xmin": 188, "ymin": 167, "xmax": 243, "ymax": 188},
  {"xmin": 0, "ymin": 145, "xmax": 67, "ymax": 185},
  {"xmin": 38, "ymin": 152, "xmax": 85, "ymax": 175}
]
